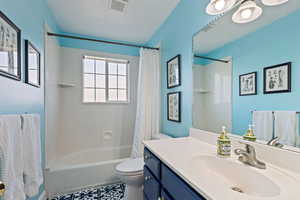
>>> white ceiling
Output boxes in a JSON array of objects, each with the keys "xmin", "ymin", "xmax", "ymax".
[
  {"xmin": 47, "ymin": 0, "xmax": 180, "ymax": 44},
  {"xmin": 194, "ymin": 1, "xmax": 300, "ymax": 54}
]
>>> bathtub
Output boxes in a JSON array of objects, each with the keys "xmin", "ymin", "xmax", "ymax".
[{"xmin": 45, "ymin": 146, "xmax": 131, "ymax": 196}]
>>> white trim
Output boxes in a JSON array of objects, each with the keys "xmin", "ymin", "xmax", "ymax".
[{"xmin": 38, "ymin": 190, "xmax": 47, "ymax": 200}]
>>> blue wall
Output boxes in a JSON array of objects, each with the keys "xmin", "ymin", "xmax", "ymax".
[
  {"xmin": 0, "ymin": 0, "xmax": 60, "ymax": 199},
  {"xmin": 147, "ymin": 0, "xmax": 300, "ymax": 138},
  {"xmin": 205, "ymin": 10, "xmax": 300, "ymax": 135},
  {"xmin": 147, "ymin": 0, "xmax": 214, "ymax": 137}
]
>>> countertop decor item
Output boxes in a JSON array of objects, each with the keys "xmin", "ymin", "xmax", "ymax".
[
  {"xmin": 25, "ymin": 40, "xmax": 41, "ymax": 87},
  {"xmin": 167, "ymin": 55, "xmax": 181, "ymax": 88},
  {"xmin": 0, "ymin": 11, "xmax": 21, "ymax": 80}
]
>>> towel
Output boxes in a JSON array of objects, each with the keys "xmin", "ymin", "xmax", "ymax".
[
  {"xmin": 274, "ymin": 111, "xmax": 300, "ymax": 147},
  {"xmin": 253, "ymin": 111, "xmax": 273, "ymax": 141},
  {"xmin": 22, "ymin": 114, "xmax": 43, "ymax": 197},
  {"xmin": 0, "ymin": 115, "xmax": 25, "ymax": 200}
]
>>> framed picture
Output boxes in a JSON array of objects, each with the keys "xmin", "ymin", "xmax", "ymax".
[
  {"xmin": 167, "ymin": 55, "xmax": 181, "ymax": 88},
  {"xmin": 239, "ymin": 72, "xmax": 257, "ymax": 96},
  {"xmin": 25, "ymin": 40, "xmax": 41, "ymax": 87},
  {"xmin": 167, "ymin": 92, "xmax": 181, "ymax": 122},
  {"xmin": 264, "ymin": 62, "xmax": 291, "ymax": 94},
  {"xmin": 0, "ymin": 11, "xmax": 21, "ymax": 80}
]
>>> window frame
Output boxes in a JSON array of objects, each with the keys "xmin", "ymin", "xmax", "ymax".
[{"xmin": 82, "ymin": 55, "xmax": 130, "ymax": 104}]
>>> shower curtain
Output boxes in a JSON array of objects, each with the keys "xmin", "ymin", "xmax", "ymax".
[{"xmin": 131, "ymin": 48, "xmax": 160, "ymax": 158}]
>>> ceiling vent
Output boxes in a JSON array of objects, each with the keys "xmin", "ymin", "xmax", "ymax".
[{"xmin": 109, "ymin": 0, "xmax": 129, "ymax": 12}]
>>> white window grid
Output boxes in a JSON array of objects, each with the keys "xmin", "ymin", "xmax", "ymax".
[{"xmin": 82, "ymin": 55, "xmax": 130, "ymax": 103}]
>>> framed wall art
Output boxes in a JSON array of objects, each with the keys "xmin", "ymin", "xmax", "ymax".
[
  {"xmin": 25, "ymin": 40, "xmax": 41, "ymax": 87},
  {"xmin": 0, "ymin": 11, "xmax": 21, "ymax": 80},
  {"xmin": 167, "ymin": 92, "xmax": 181, "ymax": 122},
  {"xmin": 167, "ymin": 55, "xmax": 181, "ymax": 88},
  {"xmin": 239, "ymin": 72, "xmax": 257, "ymax": 96},
  {"xmin": 264, "ymin": 62, "xmax": 291, "ymax": 94}
]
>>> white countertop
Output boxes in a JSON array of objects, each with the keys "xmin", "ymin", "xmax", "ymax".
[{"xmin": 144, "ymin": 137, "xmax": 300, "ymax": 200}]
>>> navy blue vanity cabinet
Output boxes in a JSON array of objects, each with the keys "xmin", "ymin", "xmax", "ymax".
[
  {"xmin": 161, "ymin": 164, "xmax": 205, "ymax": 200},
  {"xmin": 144, "ymin": 148, "xmax": 206, "ymax": 200},
  {"xmin": 144, "ymin": 166, "xmax": 160, "ymax": 200},
  {"xmin": 144, "ymin": 148, "xmax": 161, "ymax": 200},
  {"xmin": 161, "ymin": 189, "xmax": 173, "ymax": 200},
  {"xmin": 144, "ymin": 148, "xmax": 161, "ymax": 178}
]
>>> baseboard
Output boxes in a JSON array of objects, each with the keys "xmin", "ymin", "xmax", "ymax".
[{"xmin": 39, "ymin": 190, "xmax": 47, "ymax": 200}]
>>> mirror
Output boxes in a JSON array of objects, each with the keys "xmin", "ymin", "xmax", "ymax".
[{"xmin": 192, "ymin": 2, "xmax": 300, "ymax": 150}]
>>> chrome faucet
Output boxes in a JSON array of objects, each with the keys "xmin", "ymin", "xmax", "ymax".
[
  {"xmin": 267, "ymin": 137, "xmax": 284, "ymax": 148},
  {"xmin": 234, "ymin": 142, "xmax": 266, "ymax": 169}
]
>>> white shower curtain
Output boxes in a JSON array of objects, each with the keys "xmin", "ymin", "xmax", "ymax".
[{"xmin": 131, "ymin": 48, "xmax": 160, "ymax": 158}]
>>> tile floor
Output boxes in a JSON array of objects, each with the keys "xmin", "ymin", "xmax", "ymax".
[{"xmin": 51, "ymin": 183, "xmax": 125, "ymax": 200}]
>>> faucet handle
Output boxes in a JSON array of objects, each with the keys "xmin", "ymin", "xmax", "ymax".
[
  {"xmin": 238, "ymin": 141, "xmax": 256, "ymax": 153},
  {"xmin": 267, "ymin": 137, "xmax": 279, "ymax": 145}
]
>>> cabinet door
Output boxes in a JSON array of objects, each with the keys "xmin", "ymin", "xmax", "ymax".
[
  {"xmin": 161, "ymin": 189, "xmax": 173, "ymax": 200},
  {"xmin": 144, "ymin": 166, "xmax": 160, "ymax": 200},
  {"xmin": 144, "ymin": 148, "xmax": 161, "ymax": 179},
  {"xmin": 161, "ymin": 164, "xmax": 206, "ymax": 200}
]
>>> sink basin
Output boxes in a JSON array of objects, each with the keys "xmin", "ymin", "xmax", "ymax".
[{"xmin": 189, "ymin": 156, "xmax": 280, "ymax": 198}]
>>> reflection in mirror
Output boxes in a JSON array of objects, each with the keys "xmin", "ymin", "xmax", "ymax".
[
  {"xmin": 0, "ymin": 11, "xmax": 21, "ymax": 80},
  {"xmin": 192, "ymin": 2, "xmax": 300, "ymax": 150},
  {"xmin": 25, "ymin": 40, "xmax": 41, "ymax": 87}
]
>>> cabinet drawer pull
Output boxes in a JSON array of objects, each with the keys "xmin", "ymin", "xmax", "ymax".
[
  {"xmin": 144, "ymin": 154, "xmax": 151, "ymax": 160},
  {"xmin": 145, "ymin": 176, "xmax": 151, "ymax": 181}
]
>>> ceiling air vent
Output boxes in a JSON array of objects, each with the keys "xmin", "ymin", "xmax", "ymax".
[{"xmin": 110, "ymin": 0, "xmax": 129, "ymax": 12}]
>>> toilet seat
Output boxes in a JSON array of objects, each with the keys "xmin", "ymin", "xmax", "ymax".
[{"xmin": 116, "ymin": 158, "xmax": 144, "ymax": 176}]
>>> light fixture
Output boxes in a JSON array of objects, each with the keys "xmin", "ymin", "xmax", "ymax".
[
  {"xmin": 206, "ymin": 0, "xmax": 238, "ymax": 15},
  {"xmin": 261, "ymin": 0, "xmax": 289, "ymax": 6},
  {"xmin": 232, "ymin": 1, "xmax": 262, "ymax": 23},
  {"xmin": 205, "ymin": 0, "xmax": 289, "ymax": 24}
]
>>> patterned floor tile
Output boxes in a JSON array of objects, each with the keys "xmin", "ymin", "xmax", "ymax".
[{"xmin": 51, "ymin": 183, "xmax": 125, "ymax": 200}]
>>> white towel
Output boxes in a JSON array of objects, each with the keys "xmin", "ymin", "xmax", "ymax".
[
  {"xmin": 22, "ymin": 114, "xmax": 43, "ymax": 197},
  {"xmin": 253, "ymin": 111, "xmax": 273, "ymax": 141},
  {"xmin": 0, "ymin": 115, "xmax": 25, "ymax": 200},
  {"xmin": 274, "ymin": 111, "xmax": 300, "ymax": 147}
]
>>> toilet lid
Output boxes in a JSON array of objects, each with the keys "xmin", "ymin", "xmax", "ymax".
[{"xmin": 116, "ymin": 158, "xmax": 144, "ymax": 175}]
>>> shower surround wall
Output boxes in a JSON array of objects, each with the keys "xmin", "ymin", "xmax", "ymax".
[
  {"xmin": 45, "ymin": 26, "xmax": 62, "ymax": 164},
  {"xmin": 56, "ymin": 47, "xmax": 138, "ymax": 158},
  {"xmin": 45, "ymin": 45, "xmax": 139, "ymax": 193}
]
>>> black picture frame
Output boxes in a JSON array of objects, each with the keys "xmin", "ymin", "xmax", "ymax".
[
  {"xmin": 25, "ymin": 40, "xmax": 41, "ymax": 87},
  {"xmin": 0, "ymin": 11, "xmax": 21, "ymax": 81},
  {"xmin": 263, "ymin": 62, "xmax": 291, "ymax": 94},
  {"xmin": 239, "ymin": 72, "xmax": 257, "ymax": 96},
  {"xmin": 167, "ymin": 55, "xmax": 181, "ymax": 88},
  {"xmin": 167, "ymin": 91, "xmax": 181, "ymax": 123}
]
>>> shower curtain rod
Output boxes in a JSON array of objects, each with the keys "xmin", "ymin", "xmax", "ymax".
[
  {"xmin": 47, "ymin": 32, "xmax": 160, "ymax": 50},
  {"xmin": 194, "ymin": 55, "xmax": 229, "ymax": 64}
]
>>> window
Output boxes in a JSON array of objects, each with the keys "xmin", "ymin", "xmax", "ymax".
[{"xmin": 83, "ymin": 56, "xmax": 129, "ymax": 103}]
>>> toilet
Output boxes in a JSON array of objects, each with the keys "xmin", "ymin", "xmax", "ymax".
[{"xmin": 115, "ymin": 133, "xmax": 172, "ymax": 200}]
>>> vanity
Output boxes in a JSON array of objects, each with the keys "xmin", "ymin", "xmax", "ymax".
[
  {"xmin": 143, "ymin": 129, "xmax": 300, "ymax": 200},
  {"xmin": 143, "ymin": 147, "xmax": 205, "ymax": 200}
]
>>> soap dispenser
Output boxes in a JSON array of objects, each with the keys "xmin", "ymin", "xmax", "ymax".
[
  {"xmin": 243, "ymin": 124, "xmax": 257, "ymax": 142},
  {"xmin": 217, "ymin": 126, "xmax": 231, "ymax": 157}
]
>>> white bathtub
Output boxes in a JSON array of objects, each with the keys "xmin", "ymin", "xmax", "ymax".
[{"xmin": 45, "ymin": 146, "xmax": 131, "ymax": 196}]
